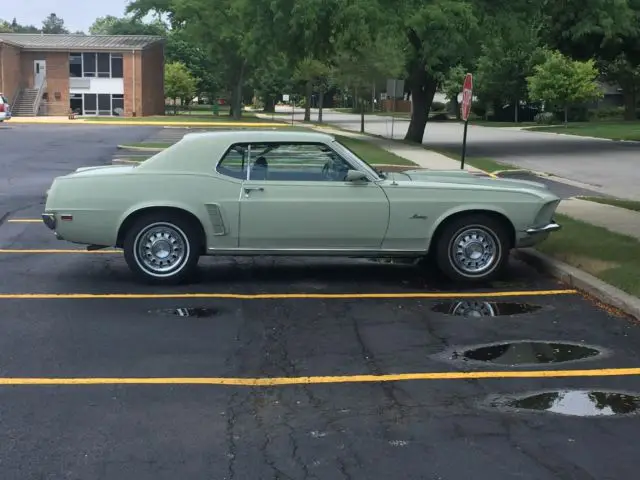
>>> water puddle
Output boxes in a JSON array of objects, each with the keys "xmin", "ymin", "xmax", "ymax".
[
  {"xmin": 491, "ymin": 390, "xmax": 640, "ymax": 417},
  {"xmin": 455, "ymin": 341, "xmax": 601, "ymax": 365},
  {"xmin": 431, "ymin": 300, "xmax": 541, "ymax": 317},
  {"xmin": 152, "ymin": 307, "xmax": 217, "ymax": 318}
]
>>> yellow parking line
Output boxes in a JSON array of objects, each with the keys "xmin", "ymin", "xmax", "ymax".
[
  {"xmin": 7, "ymin": 219, "xmax": 41, "ymax": 223},
  {"xmin": 0, "ymin": 249, "xmax": 120, "ymax": 254},
  {"xmin": 0, "ymin": 367, "xmax": 638, "ymax": 386},
  {"xmin": 0, "ymin": 289, "xmax": 577, "ymax": 300}
]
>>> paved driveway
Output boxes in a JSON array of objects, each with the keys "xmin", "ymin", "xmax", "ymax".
[
  {"xmin": 297, "ymin": 108, "xmax": 640, "ymax": 200},
  {"xmin": 1, "ymin": 124, "xmax": 640, "ymax": 479}
]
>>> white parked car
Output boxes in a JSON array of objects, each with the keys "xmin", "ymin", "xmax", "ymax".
[{"xmin": 0, "ymin": 93, "xmax": 11, "ymax": 122}]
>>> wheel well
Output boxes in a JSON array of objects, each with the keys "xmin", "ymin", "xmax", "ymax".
[
  {"xmin": 428, "ymin": 210, "xmax": 516, "ymax": 253},
  {"xmin": 116, "ymin": 206, "xmax": 207, "ymax": 252}
]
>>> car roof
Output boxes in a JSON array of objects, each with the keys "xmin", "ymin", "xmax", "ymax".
[{"xmin": 181, "ymin": 129, "xmax": 336, "ymax": 145}]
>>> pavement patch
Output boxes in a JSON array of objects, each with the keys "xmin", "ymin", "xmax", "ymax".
[
  {"xmin": 487, "ymin": 389, "xmax": 640, "ymax": 417},
  {"xmin": 152, "ymin": 307, "xmax": 218, "ymax": 318},
  {"xmin": 0, "ymin": 289, "xmax": 578, "ymax": 300}
]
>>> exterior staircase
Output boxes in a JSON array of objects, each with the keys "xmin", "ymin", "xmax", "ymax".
[{"xmin": 11, "ymin": 88, "xmax": 41, "ymax": 116}]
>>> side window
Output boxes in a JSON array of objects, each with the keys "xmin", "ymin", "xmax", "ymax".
[
  {"xmin": 216, "ymin": 144, "xmax": 249, "ymax": 180},
  {"xmin": 246, "ymin": 142, "xmax": 355, "ymax": 182}
]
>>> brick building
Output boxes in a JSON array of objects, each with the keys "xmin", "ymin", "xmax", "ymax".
[{"xmin": 0, "ymin": 33, "xmax": 165, "ymax": 117}]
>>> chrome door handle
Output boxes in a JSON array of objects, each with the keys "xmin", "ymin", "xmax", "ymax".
[{"xmin": 244, "ymin": 186, "xmax": 264, "ymax": 195}]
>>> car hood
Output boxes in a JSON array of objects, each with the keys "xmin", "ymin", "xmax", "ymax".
[
  {"xmin": 69, "ymin": 164, "xmax": 137, "ymax": 177},
  {"xmin": 387, "ymin": 169, "xmax": 549, "ymax": 191}
]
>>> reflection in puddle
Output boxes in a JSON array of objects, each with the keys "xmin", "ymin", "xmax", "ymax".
[
  {"xmin": 152, "ymin": 307, "xmax": 217, "ymax": 318},
  {"xmin": 458, "ymin": 341, "xmax": 601, "ymax": 365},
  {"xmin": 431, "ymin": 300, "xmax": 541, "ymax": 317},
  {"xmin": 494, "ymin": 390, "xmax": 640, "ymax": 417}
]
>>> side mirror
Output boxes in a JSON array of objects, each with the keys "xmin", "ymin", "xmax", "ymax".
[{"xmin": 345, "ymin": 169, "xmax": 368, "ymax": 183}]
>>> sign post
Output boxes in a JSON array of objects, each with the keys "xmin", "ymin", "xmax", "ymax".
[{"xmin": 460, "ymin": 73, "xmax": 473, "ymax": 169}]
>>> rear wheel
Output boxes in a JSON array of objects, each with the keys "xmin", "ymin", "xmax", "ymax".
[
  {"xmin": 123, "ymin": 212, "xmax": 201, "ymax": 284},
  {"xmin": 433, "ymin": 214, "xmax": 511, "ymax": 283}
]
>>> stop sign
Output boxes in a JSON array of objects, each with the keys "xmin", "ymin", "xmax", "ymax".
[{"xmin": 461, "ymin": 73, "xmax": 473, "ymax": 121}]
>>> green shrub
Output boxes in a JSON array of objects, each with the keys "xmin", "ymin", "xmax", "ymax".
[
  {"xmin": 588, "ymin": 106, "xmax": 625, "ymax": 121},
  {"xmin": 534, "ymin": 112, "xmax": 555, "ymax": 124}
]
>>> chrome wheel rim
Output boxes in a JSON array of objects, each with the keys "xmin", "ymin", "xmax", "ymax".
[
  {"xmin": 450, "ymin": 301, "xmax": 497, "ymax": 317},
  {"xmin": 134, "ymin": 222, "xmax": 189, "ymax": 277},
  {"xmin": 449, "ymin": 226, "xmax": 500, "ymax": 276}
]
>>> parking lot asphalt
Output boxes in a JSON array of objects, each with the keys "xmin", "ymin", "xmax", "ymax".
[{"xmin": 2, "ymin": 125, "xmax": 640, "ymax": 479}]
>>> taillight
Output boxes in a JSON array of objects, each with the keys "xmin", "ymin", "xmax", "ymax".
[{"xmin": 0, "ymin": 104, "xmax": 5, "ymax": 112}]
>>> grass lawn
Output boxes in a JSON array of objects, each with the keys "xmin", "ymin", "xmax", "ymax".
[
  {"xmin": 334, "ymin": 135, "xmax": 417, "ymax": 166},
  {"xmin": 530, "ymin": 122, "xmax": 640, "ymax": 141},
  {"xmin": 469, "ymin": 120, "xmax": 537, "ymax": 127},
  {"xmin": 579, "ymin": 196, "xmax": 640, "ymax": 212},
  {"xmin": 431, "ymin": 148, "xmax": 519, "ymax": 173},
  {"xmin": 536, "ymin": 213, "xmax": 640, "ymax": 297}
]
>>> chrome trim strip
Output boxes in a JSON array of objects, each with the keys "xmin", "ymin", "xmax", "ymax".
[
  {"xmin": 525, "ymin": 222, "xmax": 561, "ymax": 234},
  {"xmin": 206, "ymin": 247, "xmax": 427, "ymax": 256}
]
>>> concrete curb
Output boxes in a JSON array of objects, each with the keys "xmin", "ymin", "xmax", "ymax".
[{"xmin": 514, "ymin": 248, "xmax": 640, "ymax": 321}]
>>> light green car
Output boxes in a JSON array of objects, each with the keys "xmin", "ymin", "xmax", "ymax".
[{"xmin": 42, "ymin": 130, "xmax": 561, "ymax": 284}]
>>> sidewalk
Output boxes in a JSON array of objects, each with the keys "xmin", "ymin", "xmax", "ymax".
[{"xmin": 289, "ymin": 118, "xmax": 640, "ymax": 243}]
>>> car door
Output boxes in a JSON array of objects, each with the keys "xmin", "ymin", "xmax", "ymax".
[{"xmin": 237, "ymin": 141, "xmax": 390, "ymax": 250}]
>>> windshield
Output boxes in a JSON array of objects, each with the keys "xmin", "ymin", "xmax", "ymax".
[{"xmin": 330, "ymin": 139, "xmax": 384, "ymax": 180}]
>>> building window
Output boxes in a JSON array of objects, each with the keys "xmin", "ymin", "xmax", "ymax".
[
  {"xmin": 82, "ymin": 53, "xmax": 96, "ymax": 77},
  {"xmin": 111, "ymin": 54, "xmax": 123, "ymax": 78},
  {"xmin": 84, "ymin": 93, "xmax": 97, "ymax": 115},
  {"xmin": 69, "ymin": 54, "xmax": 82, "ymax": 77},
  {"xmin": 97, "ymin": 53, "xmax": 111, "ymax": 78},
  {"xmin": 112, "ymin": 94, "xmax": 124, "ymax": 116},
  {"xmin": 69, "ymin": 53, "xmax": 126, "ymax": 78},
  {"xmin": 78, "ymin": 93, "xmax": 125, "ymax": 116}
]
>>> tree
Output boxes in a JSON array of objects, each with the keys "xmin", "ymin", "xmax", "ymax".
[
  {"xmin": 127, "ymin": 0, "xmax": 260, "ymax": 119},
  {"xmin": 41, "ymin": 13, "xmax": 69, "ymax": 34},
  {"xmin": 543, "ymin": 0, "xmax": 640, "ymax": 119},
  {"xmin": 89, "ymin": 15, "xmax": 167, "ymax": 35},
  {"xmin": 527, "ymin": 50, "xmax": 604, "ymax": 124},
  {"xmin": 474, "ymin": 12, "xmax": 544, "ymax": 122},
  {"xmin": 332, "ymin": 0, "xmax": 404, "ymax": 131},
  {"xmin": 164, "ymin": 61, "xmax": 197, "ymax": 112},
  {"xmin": 441, "ymin": 65, "xmax": 467, "ymax": 120}
]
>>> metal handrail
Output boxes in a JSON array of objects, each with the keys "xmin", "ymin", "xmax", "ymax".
[
  {"xmin": 10, "ymin": 81, "xmax": 25, "ymax": 107},
  {"xmin": 33, "ymin": 78, "xmax": 47, "ymax": 116}
]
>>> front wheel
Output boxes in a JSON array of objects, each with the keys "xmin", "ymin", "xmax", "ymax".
[
  {"xmin": 433, "ymin": 214, "xmax": 511, "ymax": 283},
  {"xmin": 123, "ymin": 212, "xmax": 201, "ymax": 284}
]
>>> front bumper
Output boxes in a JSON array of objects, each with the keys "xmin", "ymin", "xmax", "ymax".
[{"xmin": 525, "ymin": 222, "xmax": 561, "ymax": 235}]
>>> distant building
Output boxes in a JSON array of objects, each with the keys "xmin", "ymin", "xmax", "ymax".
[{"xmin": 0, "ymin": 33, "xmax": 165, "ymax": 117}]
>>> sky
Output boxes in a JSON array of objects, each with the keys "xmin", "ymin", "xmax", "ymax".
[{"xmin": 3, "ymin": 0, "xmax": 133, "ymax": 33}]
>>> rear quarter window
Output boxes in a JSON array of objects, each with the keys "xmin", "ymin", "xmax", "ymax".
[{"xmin": 0, "ymin": 96, "xmax": 8, "ymax": 104}]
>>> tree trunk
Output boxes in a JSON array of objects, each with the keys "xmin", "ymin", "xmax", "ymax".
[
  {"xmin": 318, "ymin": 91, "xmax": 324, "ymax": 123},
  {"xmin": 404, "ymin": 70, "xmax": 438, "ymax": 143},
  {"xmin": 452, "ymin": 98, "xmax": 460, "ymax": 120},
  {"xmin": 304, "ymin": 80, "xmax": 312, "ymax": 122},
  {"xmin": 263, "ymin": 95, "xmax": 275, "ymax": 113},
  {"xmin": 564, "ymin": 105, "xmax": 568, "ymax": 125},
  {"xmin": 360, "ymin": 97, "xmax": 365, "ymax": 133},
  {"xmin": 514, "ymin": 99, "xmax": 519, "ymax": 123},
  {"xmin": 230, "ymin": 63, "xmax": 245, "ymax": 120},
  {"xmin": 623, "ymin": 88, "xmax": 636, "ymax": 121}
]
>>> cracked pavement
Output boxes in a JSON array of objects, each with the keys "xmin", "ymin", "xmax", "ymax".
[{"xmin": 1, "ymin": 125, "xmax": 640, "ymax": 479}]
